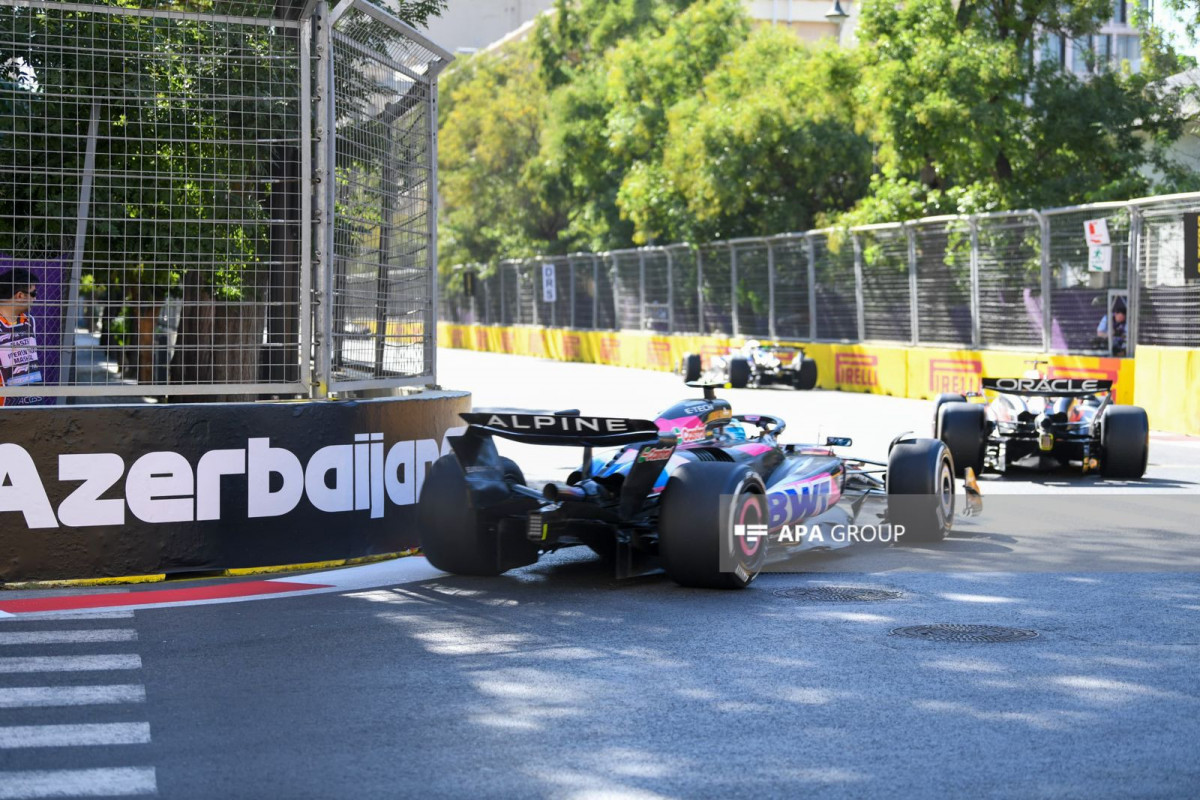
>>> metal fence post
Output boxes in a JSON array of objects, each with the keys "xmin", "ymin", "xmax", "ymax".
[
  {"xmin": 767, "ymin": 239, "xmax": 777, "ymax": 341},
  {"xmin": 499, "ymin": 263, "xmax": 507, "ymax": 325},
  {"xmin": 665, "ymin": 247, "xmax": 675, "ymax": 334},
  {"xmin": 569, "ymin": 256, "xmax": 576, "ymax": 329},
  {"xmin": 969, "ymin": 217, "xmax": 981, "ymax": 348},
  {"xmin": 1127, "ymin": 203, "xmax": 1142, "ymax": 356},
  {"xmin": 1037, "ymin": 211, "xmax": 1052, "ymax": 352},
  {"xmin": 530, "ymin": 262, "xmax": 540, "ymax": 326},
  {"xmin": 697, "ymin": 246, "xmax": 706, "ymax": 334},
  {"xmin": 905, "ymin": 224, "xmax": 918, "ymax": 346},
  {"xmin": 730, "ymin": 243, "xmax": 739, "ymax": 337},
  {"xmin": 62, "ymin": 102, "xmax": 100, "ymax": 396},
  {"xmin": 806, "ymin": 234, "xmax": 817, "ymax": 341},
  {"xmin": 591, "ymin": 254, "xmax": 599, "ymax": 330},
  {"xmin": 515, "ymin": 263, "xmax": 523, "ymax": 326},
  {"xmin": 638, "ymin": 250, "xmax": 647, "ymax": 330},
  {"xmin": 853, "ymin": 232, "xmax": 865, "ymax": 342},
  {"xmin": 610, "ymin": 256, "xmax": 620, "ymax": 331},
  {"xmin": 314, "ymin": 0, "xmax": 336, "ymax": 397}
]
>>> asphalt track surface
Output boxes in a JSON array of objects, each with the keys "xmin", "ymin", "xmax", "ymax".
[{"xmin": 1, "ymin": 349, "xmax": 1198, "ymax": 799}]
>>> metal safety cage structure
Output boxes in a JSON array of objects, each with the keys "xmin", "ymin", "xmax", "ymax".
[
  {"xmin": 320, "ymin": 0, "xmax": 451, "ymax": 393},
  {"xmin": 0, "ymin": 0, "xmax": 450, "ymax": 404},
  {"xmin": 441, "ymin": 192, "xmax": 1200, "ymax": 355}
]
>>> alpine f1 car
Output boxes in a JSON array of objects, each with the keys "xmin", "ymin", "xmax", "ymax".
[
  {"xmin": 417, "ymin": 385, "xmax": 972, "ymax": 590},
  {"xmin": 934, "ymin": 368, "xmax": 1148, "ymax": 479},
  {"xmin": 679, "ymin": 340, "xmax": 818, "ymax": 390}
]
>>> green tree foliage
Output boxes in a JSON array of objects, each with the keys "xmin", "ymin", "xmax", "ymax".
[
  {"xmin": 849, "ymin": 0, "xmax": 1193, "ymax": 223},
  {"xmin": 439, "ymin": 43, "xmax": 568, "ymax": 267},
  {"xmin": 438, "ymin": 0, "xmax": 1196, "ymax": 266},
  {"xmin": 632, "ymin": 27, "xmax": 871, "ymax": 242}
]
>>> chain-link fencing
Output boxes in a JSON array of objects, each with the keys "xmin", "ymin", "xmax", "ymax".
[
  {"xmin": 0, "ymin": 0, "xmax": 450, "ymax": 403},
  {"xmin": 445, "ymin": 192, "xmax": 1200, "ymax": 354}
]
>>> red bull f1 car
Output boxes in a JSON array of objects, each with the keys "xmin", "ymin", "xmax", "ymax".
[
  {"xmin": 417, "ymin": 385, "xmax": 970, "ymax": 590},
  {"xmin": 679, "ymin": 341, "xmax": 818, "ymax": 390},
  {"xmin": 934, "ymin": 370, "xmax": 1148, "ymax": 478}
]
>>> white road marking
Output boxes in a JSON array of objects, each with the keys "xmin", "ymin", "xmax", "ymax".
[
  {"xmin": 0, "ymin": 655, "xmax": 142, "ymax": 673},
  {"xmin": 0, "ymin": 630, "xmax": 137, "ymax": 646},
  {"xmin": 0, "ymin": 722, "xmax": 151, "ymax": 748},
  {"xmin": 0, "ymin": 767, "xmax": 156, "ymax": 798},
  {"xmin": 0, "ymin": 685, "xmax": 146, "ymax": 708}
]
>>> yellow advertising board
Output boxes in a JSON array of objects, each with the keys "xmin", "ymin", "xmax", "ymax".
[{"xmin": 437, "ymin": 323, "xmax": 1193, "ymax": 434}]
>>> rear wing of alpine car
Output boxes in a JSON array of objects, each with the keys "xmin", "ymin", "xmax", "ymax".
[
  {"xmin": 981, "ymin": 378, "xmax": 1113, "ymax": 397},
  {"xmin": 460, "ymin": 412, "xmax": 661, "ymax": 447}
]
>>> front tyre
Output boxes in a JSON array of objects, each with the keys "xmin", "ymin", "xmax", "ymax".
[
  {"xmin": 416, "ymin": 455, "xmax": 538, "ymax": 575},
  {"xmin": 1100, "ymin": 406, "xmax": 1149, "ymax": 479},
  {"xmin": 659, "ymin": 463, "xmax": 767, "ymax": 589},
  {"xmin": 792, "ymin": 357, "xmax": 818, "ymax": 391},
  {"xmin": 887, "ymin": 439, "xmax": 955, "ymax": 543}
]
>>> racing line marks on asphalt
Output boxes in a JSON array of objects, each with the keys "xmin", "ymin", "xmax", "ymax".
[{"xmin": 0, "ymin": 616, "xmax": 156, "ymax": 798}]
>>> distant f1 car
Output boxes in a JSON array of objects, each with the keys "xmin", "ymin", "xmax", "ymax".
[
  {"xmin": 417, "ymin": 384, "xmax": 969, "ymax": 590},
  {"xmin": 680, "ymin": 340, "xmax": 817, "ymax": 390},
  {"xmin": 934, "ymin": 368, "xmax": 1148, "ymax": 478}
]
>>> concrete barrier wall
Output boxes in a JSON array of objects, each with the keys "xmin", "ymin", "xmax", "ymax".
[
  {"xmin": 438, "ymin": 323, "xmax": 1188, "ymax": 427},
  {"xmin": 0, "ymin": 392, "xmax": 470, "ymax": 581}
]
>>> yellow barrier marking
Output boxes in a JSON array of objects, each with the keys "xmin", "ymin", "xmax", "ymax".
[{"xmin": 3, "ymin": 574, "xmax": 167, "ymax": 590}]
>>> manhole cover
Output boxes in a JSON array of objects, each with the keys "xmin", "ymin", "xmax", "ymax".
[
  {"xmin": 773, "ymin": 586, "xmax": 903, "ymax": 602},
  {"xmin": 890, "ymin": 624, "xmax": 1039, "ymax": 643}
]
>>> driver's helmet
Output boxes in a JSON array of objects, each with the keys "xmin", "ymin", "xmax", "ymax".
[
  {"xmin": 723, "ymin": 421, "xmax": 748, "ymax": 442},
  {"xmin": 742, "ymin": 339, "xmax": 761, "ymax": 353}
]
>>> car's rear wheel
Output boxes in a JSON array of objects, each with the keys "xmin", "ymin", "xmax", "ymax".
[
  {"xmin": 728, "ymin": 357, "xmax": 751, "ymax": 389},
  {"xmin": 887, "ymin": 439, "xmax": 955, "ymax": 543},
  {"xmin": 659, "ymin": 462, "xmax": 767, "ymax": 589},
  {"xmin": 1100, "ymin": 406, "xmax": 1149, "ymax": 479},
  {"xmin": 680, "ymin": 353, "xmax": 702, "ymax": 383},
  {"xmin": 417, "ymin": 455, "xmax": 538, "ymax": 575},
  {"xmin": 932, "ymin": 393, "xmax": 966, "ymax": 433},
  {"xmin": 792, "ymin": 357, "xmax": 818, "ymax": 391},
  {"xmin": 937, "ymin": 402, "xmax": 987, "ymax": 477}
]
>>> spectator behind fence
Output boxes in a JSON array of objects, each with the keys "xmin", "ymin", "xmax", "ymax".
[
  {"xmin": 1096, "ymin": 297, "xmax": 1128, "ymax": 357},
  {"xmin": 0, "ymin": 267, "xmax": 44, "ymax": 405}
]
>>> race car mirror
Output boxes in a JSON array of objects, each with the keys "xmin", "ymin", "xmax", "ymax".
[{"xmin": 825, "ymin": 436, "xmax": 853, "ymax": 448}]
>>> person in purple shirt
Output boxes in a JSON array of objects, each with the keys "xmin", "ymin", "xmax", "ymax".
[{"xmin": 0, "ymin": 267, "xmax": 44, "ymax": 406}]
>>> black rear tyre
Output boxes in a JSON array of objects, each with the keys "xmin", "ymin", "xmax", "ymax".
[
  {"xmin": 416, "ymin": 455, "xmax": 538, "ymax": 575},
  {"xmin": 1100, "ymin": 406, "xmax": 1149, "ymax": 479},
  {"xmin": 793, "ymin": 357, "xmax": 818, "ymax": 391},
  {"xmin": 728, "ymin": 357, "xmax": 751, "ymax": 389},
  {"xmin": 932, "ymin": 393, "xmax": 966, "ymax": 433},
  {"xmin": 680, "ymin": 353, "xmax": 701, "ymax": 383},
  {"xmin": 887, "ymin": 439, "xmax": 955, "ymax": 543},
  {"xmin": 659, "ymin": 462, "xmax": 767, "ymax": 589},
  {"xmin": 937, "ymin": 402, "xmax": 987, "ymax": 477}
]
